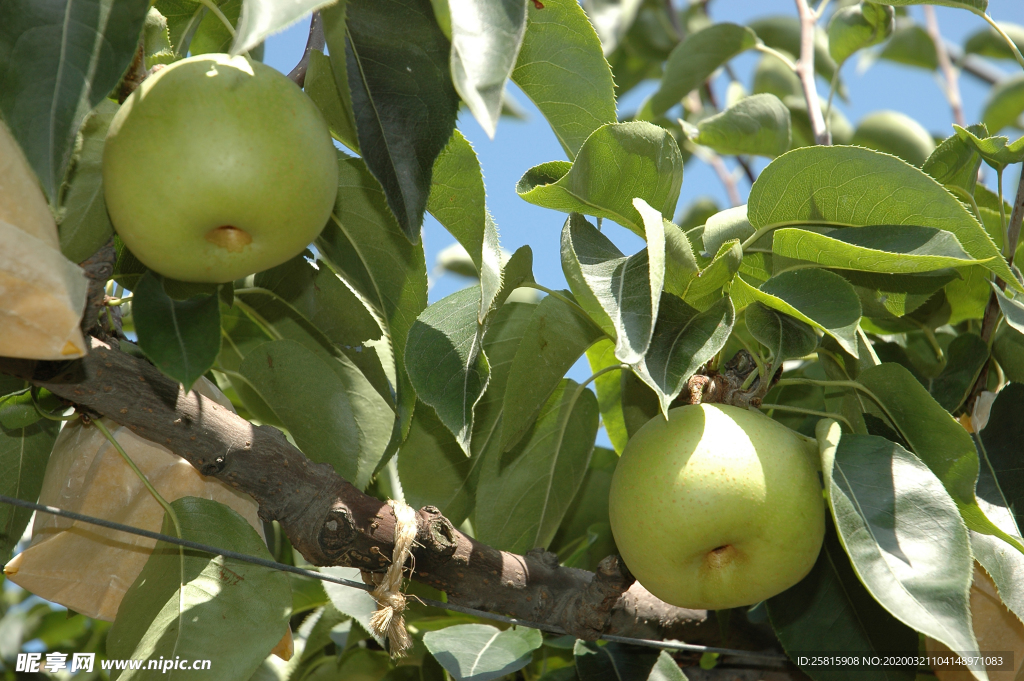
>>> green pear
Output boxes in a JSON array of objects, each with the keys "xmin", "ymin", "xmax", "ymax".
[
  {"xmin": 608, "ymin": 403, "xmax": 825, "ymax": 609},
  {"xmin": 103, "ymin": 53, "xmax": 338, "ymax": 283}
]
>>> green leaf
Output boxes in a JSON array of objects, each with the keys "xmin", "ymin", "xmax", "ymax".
[
  {"xmin": 405, "ymin": 286, "xmax": 489, "ymax": 455},
  {"xmin": 474, "ymin": 379, "xmax": 599, "ymax": 553},
  {"xmin": 879, "ymin": 21, "xmax": 938, "ymax": 70},
  {"xmin": 993, "ymin": 324, "xmax": 1024, "ymax": 382},
  {"xmin": 427, "ymin": 130, "xmax": 504, "ymax": 319},
  {"xmin": 133, "ymin": 272, "xmax": 221, "ymax": 391},
  {"xmin": 928, "ymin": 333, "xmax": 988, "ymax": 412},
  {"xmin": 772, "ymin": 225, "xmax": 980, "ymax": 273},
  {"xmin": 573, "ymin": 641, "xmax": 686, "ymax": 681},
  {"xmin": 637, "ymin": 23, "xmax": 757, "ymax": 121},
  {"xmin": 230, "ymin": 0, "xmax": 335, "ymax": 56},
  {"xmin": 870, "ymin": 0, "xmax": 985, "ymax": 14},
  {"xmin": 851, "ymin": 110, "xmax": 935, "ymax": 167},
  {"xmin": 748, "ymin": 145, "xmax": 1021, "ymax": 293},
  {"xmin": 153, "ymin": 0, "xmax": 207, "ymax": 56},
  {"xmin": 107, "ymin": 497, "xmax": 291, "ymax": 681},
  {"xmin": 635, "ymin": 294, "xmax": 735, "ymax": 414},
  {"xmin": 767, "ymin": 518, "xmax": 919, "ymax": 681},
  {"xmin": 922, "ymin": 124, "xmax": 986, "ymax": 195},
  {"xmin": 748, "ymin": 16, "xmax": 837, "ymax": 84},
  {"xmin": 857, "ymin": 363, "xmax": 1022, "ymax": 552},
  {"xmin": 682, "ymin": 240, "xmax": 742, "ymax": 308},
  {"xmin": 733, "ymin": 269, "xmax": 862, "ymax": 356},
  {"xmin": 586, "ymin": 339, "xmax": 630, "ymax": 454},
  {"xmin": 976, "ymin": 384, "xmax": 1024, "ymax": 623},
  {"xmin": 516, "ymin": 122, "xmax": 683, "ymax": 237},
  {"xmin": 582, "ymin": 0, "xmax": 643, "ymax": 56},
  {"xmin": 303, "ymin": 49, "xmax": 360, "ymax": 153},
  {"xmin": 964, "ymin": 21, "xmax": 1024, "ymax": 61},
  {"xmin": 551, "ymin": 446, "xmax": 618, "ymax": 571},
  {"xmin": 344, "ymin": 0, "xmax": 459, "ymax": 239},
  {"xmin": 450, "ymin": 0, "xmax": 528, "ymax": 138},
  {"xmin": 953, "ymin": 124, "xmax": 1024, "ymax": 172},
  {"xmin": 560, "ymin": 211, "xmax": 664, "ymax": 364},
  {"xmin": 0, "ymin": 420, "xmax": 58, "ymax": 562},
  {"xmin": 320, "ymin": 566, "xmax": 385, "ymax": 647},
  {"xmin": 500, "ymin": 295, "xmax": 605, "ymax": 451},
  {"xmin": 815, "ymin": 423, "xmax": 981, "ymax": 671},
  {"xmin": 745, "ymin": 301, "xmax": 818, "ymax": 366},
  {"xmin": 399, "ymin": 302, "xmax": 538, "ymax": 531},
  {"xmin": 511, "ymin": 0, "xmax": 616, "ymax": 159},
  {"xmin": 828, "ymin": 2, "xmax": 894, "ymax": 64},
  {"xmin": 991, "ymin": 284, "xmax": 1024, "ymax": 335},
  {"xmin": 786, "ymin": 94, "xmax": 855, "ymax": 149},
  {"xmin": 982, "ymin": 74, "xmax": 1024, "ymax": 134},
  {"xmin": 0, "ymin": 0, "xmax": 149, "ymax": 201},
  {"xmin": 316, "ymin": 157, "xmax": 428, "ymax": 447},
  {"xmin": 423, "ymin": 624, "xmax": 542, "ymax": 681},
  {"xmin": 189, "ymin": 0, "xmax": 244, "ymax": 56},
  {"xmin": 694, "ymin": 93, "xmax": 791, "ymax": 159},
  {"xmin": 663, "ymin": 221, "xmax": 700, "ymax": 296},
  {"xmin": 58, "ymin": 99, "xmax": 118, "ymax": 263},
  {"xmin": 701, "ymin": 205, "xmax": 752, "ymax": 258}
]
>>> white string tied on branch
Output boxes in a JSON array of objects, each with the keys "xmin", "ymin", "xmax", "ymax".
[{"xmin": 368, "ymin": 499, "xmax": 418, "ymax": 657}]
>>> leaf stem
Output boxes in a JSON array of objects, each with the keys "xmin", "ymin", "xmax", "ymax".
[
  {"xmin": 93, "ymin": 419, "xmax": 183, "ymax": 541},
  {"xmin": 982, "ymin": 14, "xmax": 1024, "ymax": 72},
  {"xmin": 760, "ymin": 403, "xmax": 853, "ymax": 431},
  {"xmin": 198, "ymin": 0, "xmax": 236, "ymax": 38},
  {"xmin": 105, "ymin": 295, "xmax": 133, "ymax": 307},
  {"xmin": 775, "ymin": 377, "xmax": 901, "ymax": 435},
  {"xmin": 753, "ymin": 43, "xmax": 797, "ymax": 72},
  {"xmin": 232, "ymin": 297, "xmax": 284, "ymax": 342},
  {"xmin": 30, "ymin": 388, "xmax": 77, "ymax": 421}
]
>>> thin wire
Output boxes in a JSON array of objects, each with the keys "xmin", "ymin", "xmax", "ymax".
[{"xmin": 0, "ymin": 494, "xmax": 787, "ymax": 663}]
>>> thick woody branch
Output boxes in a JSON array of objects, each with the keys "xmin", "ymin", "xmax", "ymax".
[
  {"xmin": 287, "ymin": 12, "xmax": 325, "ymax": 87},
  {"xmin": 793, "ymin": 0, "xmax": 830, "ymax": 146},
  {"xmin": 0, "ymin": 339, "xmax": 716, "ymax": 644},
  {"xmin": 923, "ymin": 6, "xmax": 965, "ymax": 128}
]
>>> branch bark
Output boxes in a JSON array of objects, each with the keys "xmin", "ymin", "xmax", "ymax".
[
  {"xmin": 923, "ymin": 6, "xmax": 965, "ymax": 128},
  {"xmin": 287, "ymin": 12, "xmax": 325, "ymax": 87},
  {"xmin": 793, "ymin": 0, "xmax": 830, "ymax": 146},
  {"xmin": 0, "ymin": 339, "xmax": 722, "ymax": 644}
]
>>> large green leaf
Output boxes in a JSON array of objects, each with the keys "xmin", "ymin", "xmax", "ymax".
[
  {"xmin": 517, "ymin": 123, "xmax": 683, "ymax": 237},
  {"xmin": 953, "ymin": 124, "xmax": 1024, "ymax": 172},
  {"xmin": 879, "ymin": 20, "xmax": 937, "ymax": 69},
  {"xmin": 975, "ymin": 383, "xmax": 1024, "ymax": 622},
  {"xmin": 573, "ymin": 640, "xmax": 686, "ymax": 681},
  {"xmin": 449, "ymin": 0, "xmax": 528, "ymax": 138},
  {"xmin": 870, "ymin": 0, "xmax": 985, "ymax": 14},
  {"xmin": 561, "ymin": 211, "xmax": 664, "ymax": 364},
  {"xmin": 767, "ymin": 518, "xmax": 919, "ymax": 681},
  {"xmin": 58, "ymin": 99, "xmax": 118, "ymax": 263},
  {"xmin": 474, "ymin": 379, "xmax": 599, "ymax": 553},
  {"xmin": 582, "ymin": 0, "xmax": 643, "ymax": 56},
  {"xmin": 499, "ymin": 294, "xmax": 605, "ymax": 451},
  {"xmin": 107, "ymin": 497, "xmax": 291, "ymax": 681},
  {"xmin": 405, "ymin": 286, "xmax": 489, "ymax": 455},
  {"xmin": 511, "ymin": 0, "xmax": 615, "ymax": 159},
  {"xmin": 637, "ymin": 23, "xmax": 757, "ymax": 121},
  {"xmin": 733, "ymin": 269, "xmax": 862, "ymax": 356},
  {"xmin": 0, "ymin": 0, "xmax": 149, "ymax": 201},
  {"xmin": 635, "ymin": 294, "xmax": 735, "ymax": 414},
  {"xmin": 748, "ymin": 145, "xmax": 1021, "ymax": 292},
  {"xmin": 423, "ymin": 624, "xmax": 542, "ymax": 681},
  {"xmin": 816, "ymin": 423, "xmax": 981, "ymax": 675},
  {"xmin": 399, "ymin": 301, "xmax": 538, "ymax": 527},
  {"xmin": 828, "ymin": 2, "xmax": 894, "ymax": 65},
  {"xmin": 772, "ymin": 225, "xmax": 981, "ymax": 274},
  {"xmin": 316, "ymin": 157, "xmax": 428, "ymax": 448},
  {"xmin": 681, "ymin": 240, "xmax": 742, "ymax": 308},
  {"xmin": 344, "ymin": 0, "xmax": 459, "ymax": 239},
  {"xmin": 857, "ymin": 363, "xmax": 1023, "ymax": 552},
  {"xmin": 694, "ymin": 93, "xmax": 791, "ymax": 159},
  {"xmin": 427, "ymin": 130, "xmax": 504, "ymax": 320},
  {"xmin": 133, "ymin": 272, "xmax": 222, "ymax": 392},
  {"xmin": 745, "ymin": 301, "xmax": 818, "ymax": 367},
  {"xmin": 0, "ymin": 420, "xmax": 58, "ymax": 562},
  {"xmin": 240, "ymin": 338, "xmax": 391, "ymax": 489},
  {"xmin": 928, "ymin": 333, "xmax": 988, "ymax": 412},
  {"xmin": 701, "ymin": 205, "xmax": 752, "ymax": 259}
]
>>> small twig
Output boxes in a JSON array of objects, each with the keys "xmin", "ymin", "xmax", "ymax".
[
  {"xmin": 793, "ymin": 0, "xmax": 830, "ymax": 145},
  {"xmin": 923, "ymin": 6, "xmax": 965, "ymax": 128},
  {"xmin": 968, "ymin": 169, "xmax": 1024, "ymax": 409},
  {"xmin": 287, "ymin": 12, "xmax": 325, "ymax": 87}
]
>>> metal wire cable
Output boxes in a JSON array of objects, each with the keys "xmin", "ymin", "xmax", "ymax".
[{"xmin": 0, "ymin": 494, "xmax": 788, "ymax": 662}]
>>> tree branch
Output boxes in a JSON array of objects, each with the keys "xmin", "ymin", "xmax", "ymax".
[
  {"xmin": 793, "ymin": 0, "xmax": 830, "ymax": 146},
  {"xmin": 287, "ymin": 12, "xmax": 325, "ymax": 87},
  {"xmin": 0, "ymin": 338, "xmax": 721, "ymax": 644},
  {"xmin": 923, "ymin": 6, "xmax": 965, "ymax": 128}
]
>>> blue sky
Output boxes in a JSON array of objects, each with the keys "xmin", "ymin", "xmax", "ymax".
[{"xmin": 262, "ymin": 0, "xmax": 1024, "ymax": 445}]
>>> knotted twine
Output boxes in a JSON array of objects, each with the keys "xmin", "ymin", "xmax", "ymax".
[{"xmin": 368, "ymin": 499, "xmax": 417, "ymax": 657}]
